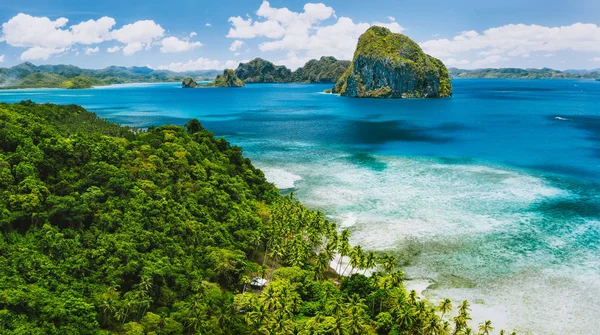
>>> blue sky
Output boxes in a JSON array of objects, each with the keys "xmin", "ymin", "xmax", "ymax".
[{"xmin": 0, "ymin": 0, "xmax": 599, "ymax": 70}]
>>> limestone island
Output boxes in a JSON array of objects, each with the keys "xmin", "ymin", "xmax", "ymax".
[
  {"xmin": 182, "ymin": 69, "xmax": 245, "ymax": 88},
  {"xmin": 333, "ymin": 26, "xmax": 452, "ymax": 98}
]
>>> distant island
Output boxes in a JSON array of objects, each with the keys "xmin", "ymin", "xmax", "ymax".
[
  {"xmin": 449, "ymin": 67, "xmax": 600, "ymax": 79},
  {"xmin": 0, "ymin": 62, "xmax": 219, "ymax": 89},
  {"xmin": 3, "ymin": 59, "xmax": 598, "ymax": 91},
  {"xmin": 333, "ymin": 26, "xmax": 452, "ymax": 98},
  {"xmin": 234, "ymin": 56, "xmax": 351, "ymax": 84},
  {"xmin": 182, "ymin": 69, "xmax": 244, "ymax": 88}
]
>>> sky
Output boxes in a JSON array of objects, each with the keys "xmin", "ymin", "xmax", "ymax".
[{"xmin": 0, "ymin": 0, "xmax": 599, "ymax": 71}]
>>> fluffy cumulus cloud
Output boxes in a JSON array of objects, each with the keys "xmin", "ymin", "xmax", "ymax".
[
  {"xmin": 0, "ymin": 13, "xmax": 170, "ymax": 59},
  {"xmin": 157, "ymin": 57, "xmax": 244, "ymax": 72},
  {"xmin": 160, "ymin": 36, "xmax": 202, "ymax": 53},
  {"xmin": 189, "ymin": 31, "xmax": 197, "ymax": 38},
  {"xmin": 421, "ymin": 23, "xmax": 600, "ymax": 68},
  {"xmin": 110, "ymin": 20, "xmax": 165, "ymax": 55},
  {"xmin": 107, "ymin": 45, "xmax": 121, "ymax": 53},
  {"xmin": 84, "ymin": 46, "xmax": 99, "ymax": 55},
  {"xmin": 205, "ymin": 23, "xmax": 212, "ymax": 27},
  {"xmin": 226, "ymin": 1, "xmax": 403, "ymax": 68},
  {"xmin": 229, "ymin": 40, "xmax": 245, "ymax": 52}
]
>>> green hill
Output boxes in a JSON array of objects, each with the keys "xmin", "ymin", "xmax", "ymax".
[
  {"xmin": 0, "ymin": 63, "xmax": 211, "ymax": 89},
  {"xmin": 234, "ymin": 58, "xmax": 293, "ymax": 83},
  {"xmin": 449, "ymin": 67, "xmax": 600, "ymax": 79},
  {"xmin": 292, "ymin": 56, "xmax": 351, "ymax": 83},
  {"xmin": 234, "ymin": 57, "xmax": 351, "ymax": 84}
]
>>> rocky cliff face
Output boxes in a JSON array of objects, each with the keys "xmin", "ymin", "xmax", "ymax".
[
  {"xmin": 333, "ymin": 26, "xmax": 452, "ymax": 98},
  {"xmin": 292, "ymin": 56, "xmax": 351, "ymax": 83},
  {"xmin": 182, "ymin": 77, "xmax": 199, "ymax": 88},
  {"xmin": 235, "ymin": 58, "xmax": 292, "ymax": 83},
  {"xmin": 182, "ymin": 70, "xmax": 245, "ymax": 88},
  {"xmin": 211, "ymin": 69, "xmax": 245, "ymax": 87}
]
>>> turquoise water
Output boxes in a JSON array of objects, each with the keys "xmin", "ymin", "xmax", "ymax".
[{"xmin": 2, "ymin": 80, "xmax": 600, "ymax": 334}]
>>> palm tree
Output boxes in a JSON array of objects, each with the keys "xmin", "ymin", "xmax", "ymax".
[
  {"xmin": 390, "ymin": 270, "xmax": 405, "ymax": 287},
  {"xmin": 458, "ymin": 300, "xmax": 470, "ymax": 316},
  {"xmin": 344, "ymin": 245, "xmax": 364, "ymax": 276},
  {"xmin": 478, "ymin": 320, "xmax": 494, "ymax": 335},
  {"xmin": 380, "ymin": 254, "xmax": 396, "ymax": 273},
  {"xmin": 345, "ymin": 295, "xmax": 371, "ymax": 335},
  {"xmin": 240, "ymin": 274, "xmax": 250, "ymax": 294},
  {"xmin": 438, "ymin": 298, "xmax": 452, "ymax": 319},
  {"xmin": 336, "ymin": 229, "xmax": 351, "ymax": 275},
  {"xmin": 363, "ymin": 252, "xmax": 377, "ymax": 274},
  {"xmin": 314, "ymin": 252, "xmax": 330, "ymax": 280}
]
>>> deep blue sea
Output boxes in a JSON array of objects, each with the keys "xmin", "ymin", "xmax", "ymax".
[{"xmin": 1, "ymin": 79, "xmax": 599, "ymax": 334}]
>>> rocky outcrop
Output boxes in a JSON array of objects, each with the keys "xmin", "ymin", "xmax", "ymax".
[
  {"xmin": 182, "ymin": 70, "xmax": 245, "ymax": 88},
  {"xmin": 292, "ymin": 56, "xmax": 351, "ymax": 83},
  {"xmin": 210, "ymin": 69, "xmax": 245, "ymax": 87},
  {"xmin": 235, "ymin": 58, "xmax": 292, "ymax": 83},
  {"xmin": 333, "ymin": 26, "xmax": 452, "ymax": 98},
  {"xmin": 182, "ymin": 77, "xmax": 199, "ymax": 88}
]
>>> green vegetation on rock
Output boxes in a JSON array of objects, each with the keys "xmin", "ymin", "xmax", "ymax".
[
  {"xmin": 182, "ymin": 77, "xmax": 200, "ymax": 88},
  {"xmin": 205, "ymin": 69, "xmax": 245, "ymax": 87},
  {"xmin": 234, "ymin": 57, "xmax": 351, "ymax": 84},
  {"xmin": 333, "ymin": 26, "xmax": 452, "ymax": 98},
  {"xmin": 0, "ymin": 101, "xmax": 512, "ymax": 334},
  {"xmin": 235, "ymin": 58, "xmax": 292, "ymax": 83},
  {"xmin": 292, "ymin": 56, "xmax": 351, "ymax": 83},
  {"xmin": 182, "ymin": 70, "xmax": 245, "ymax": 88}
]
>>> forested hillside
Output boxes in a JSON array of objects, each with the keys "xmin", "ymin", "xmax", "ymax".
[
  {"xmin": 0, "ymin": 63, "xmax": 219, "ymax": 89},
  {"xmin": 0, "ymin": 101, "xmax": 507, "ymax": 334}
]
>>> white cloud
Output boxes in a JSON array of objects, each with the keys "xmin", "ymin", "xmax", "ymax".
[
  {"xmin": 122, "ymin": 42, "xmax": 143, "ymax": 56},
  {"xmin": 189, "ymin": 31, "xmax": 197, "ymax": 37},
  {"xmin": 592, "ymin": 57, "xmax": 600, "ymax": 62},
  {"xmin": 20, "ymin": 47, "xmax": 66, "ymax": 60},
  {"xmin": 472, "ymin": 55, "xmax": 508, "ymax": 67},
  {"xmin": 160, "ymin": 36, "xmax": 202, "ymax": 53},
  {"xmin": 224, "ymin": 60, "xmax": 244, "ymax": 69},
  {"xmin": 229, "ymin": 40, "xmax": 245, "ymax": 52},
  {"xmin": 227, "ymin": 16, "xmax": 285, "ymax": 39},
  {"xmin": 84, "ymin": 46, "xmax": 99, "ymax": 55},
  {"xmin": 110, "ymin": 20, "xmax": 165, "ymax": 55},
  {"xmin": 0, "ymin": 13, "xmax": 165, "ymax": 59},
  {"xmin": 157, "ymin": 58, "xmax": 244, "ymax": 72},
  {"xmin": 0, "ymin": 55, "xmax": 4, "ymax": 62},
  {"xmin": 205, "ymin": 23, "xmax": 212, "ymax": 27},
  {"xmin": 107, "ymin": 45, "xmax": 121, "ymax": 53},
  {"xmin": 70, "ymin": 17, "xmax": 116, "ymax": 44},
  {"xmin": 444, "ymin": 58, "xmax": 471, "ymax": 67},
  {"xmin": 1, "ymin": 14, "xmax": 73, "ymax": 59},
  {"xmin": 421, "ymin": 23, "xmax": 600, "ymax": 68},
  {"xmin": 227, "ymin": 1, "xmax": 404, "ymax": 69}
]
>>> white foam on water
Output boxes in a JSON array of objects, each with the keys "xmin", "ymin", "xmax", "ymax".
[
  {"xmin": 253, "ymin": 150, "xmax": 599, "ymax": 334},
  {"xmin": 259, "ymin": 167, "xmax": 302, "ymax": 189}
]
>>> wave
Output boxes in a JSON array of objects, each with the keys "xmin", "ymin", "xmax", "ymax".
[{"xmin": 259, "ymin": 167, "xmax": 302, "ymax": 189}]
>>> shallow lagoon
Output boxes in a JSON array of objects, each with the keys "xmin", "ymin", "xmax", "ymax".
[{"xmin": 2, "ymin": 79, "xmax": 599, "ymax": 334}]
